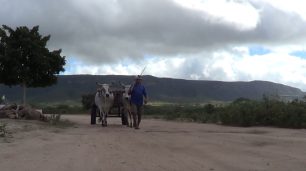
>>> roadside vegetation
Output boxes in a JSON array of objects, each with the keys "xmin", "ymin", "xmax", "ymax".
[
  {"xmin": 28, "ymin": 101, "xmax": 87, "ymax": 114},
  {"xmin": 27, "ymin": 95, "xmax": 306, "ymax": 129},
  {"xmin": 46, "ymin": 114, "xmax": 75, "ymax": 128},
  {"xmin": 0, "ymin": 122, "xmax": 7, "ymax": 137},
  {"xmin": 144, "ymin": 97, "xmax": 306, "ymax": 129},
  {"xmin": 42, "ymin": 104, "xmax": 87, "ymax": 114}
]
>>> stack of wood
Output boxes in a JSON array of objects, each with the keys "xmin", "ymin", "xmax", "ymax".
[
  {"xmin": 0, "ymin": 104, "xmax": 47, "ymax": 121},
  {"xmin": 0, "ymin": 104, "xmax": 18, "ymax": 119}
]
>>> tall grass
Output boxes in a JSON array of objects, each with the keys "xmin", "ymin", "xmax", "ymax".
[
  {"xmin": 29, "ymin": 101, "xmax": 87, "ymax": 114},
  {"xmin": 42, "ymin": 104, "xmax": 87, "ymax": 114},
  {"xmin": 144, "ymin": 98, "xmax": 306, "ymax": 129},
  {"xmin": 144, "ymin": 103, "xmax": 219, "ymax": 123}
]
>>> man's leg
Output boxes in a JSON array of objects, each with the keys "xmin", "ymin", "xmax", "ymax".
[
  {"xmin": 137, "ymin": 105, "xmax": 143, "ymax": 127},
  {"xmin": 133, "ymin": 105, "xmax": 142, "ymax": 129},
  {"xmin": 131, "ymin": 103, "xmax": 137, "ymax": 128}
]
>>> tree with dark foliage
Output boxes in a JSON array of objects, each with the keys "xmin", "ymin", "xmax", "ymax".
[
  {"xmin": 0, "ymin": 25, "xmax": 65, "ymax": 105},
  {"xmin": 81, "ymin": 93, "xmax": 95, "ymax": 110}
]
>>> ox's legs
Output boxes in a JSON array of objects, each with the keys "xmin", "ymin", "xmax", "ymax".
[
  {"xmin": 105, "ymin": 113, "xmax": 108, "ymax": 126},
  {"xmin": 125, "ymin": 108, "xmax": 133, "ymax": 128},
  {"xmin": 127, "ymin": 109, "xmax": 132, "ymax": 127},
  {"xmin": 100, "ymin": 110, "xmax": 106, "ymax": 127},
  {"xmin": 102, "ymin": 111, "xmax": 108, "ymax": 127},
  {"xmin": 102, "ymin": 119, "xmax": 106, "ymax": 127},
  {"xmin": 98, "ymin": 110, "xmax": 102, "ymax": 123},
  {"xmin": 128, "ymin": 111, "xmax": 133, "ymax": 128}
]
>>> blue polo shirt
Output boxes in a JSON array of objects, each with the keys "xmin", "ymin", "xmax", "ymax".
[{"xmin": 131, "ymin": 84, "xmax": 147, "ymax": 106}]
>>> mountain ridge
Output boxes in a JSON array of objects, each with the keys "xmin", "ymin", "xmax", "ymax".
[{"xmin": 0, "ymin": 75, "xmax": 304, "ymax": 103}]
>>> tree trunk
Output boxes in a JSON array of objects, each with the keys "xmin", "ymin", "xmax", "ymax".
[{"xmin": 23, "ymin": 82, "xmax": 26, "ymax": 106}]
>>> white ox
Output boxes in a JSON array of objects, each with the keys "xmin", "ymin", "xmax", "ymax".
[
  {"xmin": 122, "ymin": 84, "xmax": 134, "ymax": 127},
  {"xmin": 95, "ymin": 83, "xmax": 114, "ymax": 127}
]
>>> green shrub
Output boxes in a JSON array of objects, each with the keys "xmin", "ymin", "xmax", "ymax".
[
  {"xmin": 144, "ymin": 98, "xmax": 306, "ymax": 129},
  {"xmin": 204, "ymin": 104, "xmax": 215, "ymax": 114},
  {"xmin": 219, "ymin": 100, "xmax": 258, "ymax": 126},
  {"xmin": 42, "ymin": 104, "xmax": 87, "ymax": 114},
  {"xmin": 81, "ymin": 93, "xmax": 95, "ymax": 110},
  {"xmin": 144, "ymin": 104, "xmax": 217, "ymax": 123},
  {"xmin": 219, "ymin": 98, "xmax": 306, "ymax": 128},
  {"xmin": 0, "ymin": 123, "xmax": 7, "ymax": 137}
]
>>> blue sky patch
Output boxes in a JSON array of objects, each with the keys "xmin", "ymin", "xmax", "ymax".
[
  {"xmin": 290, "ymin": 51, "xmax": 306, "ymax": 58},
  {"xmin": 62, "ymin": 57, "xmax": 81, "ymax": 74},
  {"xmin": 248, "ymin": 46, "xmax": 271, "ymax": 56},
  {"xmin": 143, "ymin": 54, "xmax": 157, "ymax": 61}
]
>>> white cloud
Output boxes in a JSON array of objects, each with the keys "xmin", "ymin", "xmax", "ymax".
[
  {"xmin": 235, "ymin": 53, "xmax": 306, "ymax": 80},
  {"xmin": 173, "ymin": 0, "xmax": 260, "ymax": 30},
  {"xmin": 202, "ymin": 50, "xmax": 306, "ymax": 90},
  {"xmin": 64, "ymin": 48, "xmax": 306, "ymax": 91},
  {"xmin": 258, "ymin": 0, "xmax": 306, "ymax": 20},
  {"xmin": 1, "ymin": 0, "xmax": 306, "ymax": 91},
  {"xmin": 1, "ymin": 0, "xmax": 306, "ymax": 63}
]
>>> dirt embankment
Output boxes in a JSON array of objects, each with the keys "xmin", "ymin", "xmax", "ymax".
[{"xmin": 0, "ymin": 115, "xmax": 306, "ymax": 171}]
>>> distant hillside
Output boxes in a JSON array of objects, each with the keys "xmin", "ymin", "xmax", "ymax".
[{"xmin": 0, "ymin": 75, "xmax": 305, "ymax": 104}]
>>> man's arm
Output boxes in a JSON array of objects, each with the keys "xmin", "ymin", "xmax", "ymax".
[{"xmin": 143, "ymin": 86, "xmax": 148, "ymax": 104}]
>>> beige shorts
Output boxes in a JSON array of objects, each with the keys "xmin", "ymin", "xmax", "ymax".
[{"xmin": 131, "ymin": 103, "xmax": 144, "ymax": 116}]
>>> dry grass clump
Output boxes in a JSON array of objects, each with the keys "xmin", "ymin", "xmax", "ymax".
[
  {"xmin": 0, "ymin": 122, "xmax": 7, "ymax": 137},
  {"xmin": 47, "ymin": 114, "xmax": 74, "ymax": 128}
]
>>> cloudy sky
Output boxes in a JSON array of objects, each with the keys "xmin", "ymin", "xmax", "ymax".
[{"xmin": 1, "ymin": 0, "xmax": 306, "ymax": 90}]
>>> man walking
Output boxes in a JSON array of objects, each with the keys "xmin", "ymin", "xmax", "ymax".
[{"xmin": 129, "ymin": 75, "xmax": 148, "ymax": 129}]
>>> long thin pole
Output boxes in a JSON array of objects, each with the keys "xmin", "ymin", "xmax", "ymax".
[
  {"xmin": 140, "ymin": 65, "xmax": 147, "ymax": 76},
  {"xmin": 130, "ymin": 65, "xmax": 147, "ymax": 92}
]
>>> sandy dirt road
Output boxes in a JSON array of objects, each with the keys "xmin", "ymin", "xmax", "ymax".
[{"xmin": 0, "ymin": 115, "xmax": 306, "ymax": 171}]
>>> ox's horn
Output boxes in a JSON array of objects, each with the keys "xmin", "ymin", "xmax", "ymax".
[{"xmin": 96, "ymin": 82, "xmax": 103, "ymax": 86}]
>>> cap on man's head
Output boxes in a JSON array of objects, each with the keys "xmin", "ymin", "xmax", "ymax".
[{"xmin": 135, "ymin": 75, "xmax": 143, "ymax": 80}]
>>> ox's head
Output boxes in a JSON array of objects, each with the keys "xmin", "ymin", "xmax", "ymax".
[
  {"xmin": 97, "ymin": 83, "xmax": 112, "ymax": 98},
  {"xmin": 123, "ymin": 85, "xmax": 131, "ymax": 100}
]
